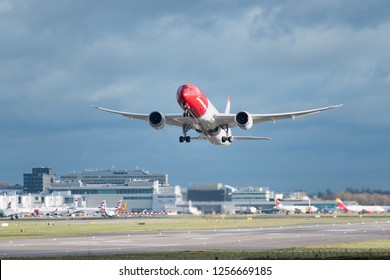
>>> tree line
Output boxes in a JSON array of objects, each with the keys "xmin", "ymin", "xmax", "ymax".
[{"xmin": 317, "ymin": 188, "xmax": 390, "ymax": 205}]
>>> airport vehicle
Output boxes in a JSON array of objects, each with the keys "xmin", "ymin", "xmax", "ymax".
[
  {"xmin": 94, "ymin": 84, "xmax": 342, "ymax": 146},
  {"xmin": 336, "ymin": 198, "xmax": 385, "ymax": 214},
  {"xmin": 0, "ymin": 202, "xmax": 19, "ymax": 220},
  {"xmin": 274, "ymin": 199, "xmax": 318, "ymax": 214}
]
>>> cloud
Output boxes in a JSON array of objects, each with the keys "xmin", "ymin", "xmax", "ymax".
[
  {"xmin": 1, "ymin": 0, "xmax": 389, "ymax": 190},
  {"xmin": 87, "ymin": 81, "xmax": 137, "ymax": 102},
  {"xmin": 0, "ymin": 0, "xmax": 12, "ymax": 14}
]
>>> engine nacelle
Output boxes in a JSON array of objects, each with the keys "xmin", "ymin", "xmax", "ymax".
[
  {"xmin": 235, "ymin": 111, "xmax": 253, "ymax": 130},
  {"xmin": 148, "ymin": 111, "xmax": 166, "ymax": 130}
]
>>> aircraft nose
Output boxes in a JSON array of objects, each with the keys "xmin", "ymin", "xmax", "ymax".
[{"xmin": 177, "ymin": 85, "xmax": 190, "ymax": 108}]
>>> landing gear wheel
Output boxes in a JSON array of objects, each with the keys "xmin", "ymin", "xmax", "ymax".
[
  {"xmin": 179, "ymin": 136, "xmax": 191, "ymax": 143},
  {"xmin": 222, "ymin": 136, "xmax": 232, "ymax": 143},
  {"xmin": 221, "ymin": 125, "xmax": 232, "ymax": 143}
]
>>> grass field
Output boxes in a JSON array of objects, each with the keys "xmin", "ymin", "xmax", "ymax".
[{"xmin": 1, "ymin": 214, "xmax": 389, "ymax": 239}]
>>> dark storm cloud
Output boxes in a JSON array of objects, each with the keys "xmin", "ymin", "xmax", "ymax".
[{"xmin": 0, "ymin": 0, "xmax": 389, "ymax": 191}]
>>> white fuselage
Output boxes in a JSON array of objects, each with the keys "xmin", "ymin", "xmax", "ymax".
[
  {"xmin": 192, "ymin": 101, "xmax": 231, "ymax": 146},
  {"xmin": 344, "ymin": 205, "xmax": 385, "ymax": 213}
]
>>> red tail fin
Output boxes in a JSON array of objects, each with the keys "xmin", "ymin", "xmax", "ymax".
[
  {"xmin": 336, "ymin": 198, "xmax": 348, "ymax": 211},
  {"xmin": 275, "ymin": 198, "xmax": 282, "ymax": 207}
]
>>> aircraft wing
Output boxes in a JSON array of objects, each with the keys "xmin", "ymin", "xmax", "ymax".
[
  {"xmin": 93, "ymin": 106, "xmax": 197, "ymax": 127},
  {"xmin": 214, "ymin": 104, "xmax": 343, "ymax": 126}
]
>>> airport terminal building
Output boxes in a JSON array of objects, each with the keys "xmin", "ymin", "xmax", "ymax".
[
  {"xmin": 47, "ymin": 180, "xmax": 182, "ymax": 213},
  {"xmin": 2, "ymin": 166, "xmax": 342, "ymax": 215},
  {"xmin": 45, "ymin": 168, "xmax": 179, "ymax": 213},
  {"xmin": 59, "ymin": 169, "xmax": 168, "ymax": 186}
]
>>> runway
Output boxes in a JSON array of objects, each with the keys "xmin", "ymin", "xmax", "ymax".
[{"xmin": 1, "ymin": 220, "xmax": 389, "ymax": 258}]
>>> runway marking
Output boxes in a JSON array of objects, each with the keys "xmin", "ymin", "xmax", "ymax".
[
  {"xmin": 2, "ymin": 221, "xmax": 389, "ymax": 257},
  {"xmin": 192, "ymin": 238, "xmax": 212, "ymax": 240}
]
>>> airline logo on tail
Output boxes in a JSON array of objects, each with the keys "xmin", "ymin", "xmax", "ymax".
[
  {"xmin": 274, "ymin": 198, "xmax": 283, "ymax": 207},
  {"xmin": 115, "ymin": 200, "xmax": 123, "ymax": 210},
  {"xmin": 336, "ymin": 198, "xmax": 349, "ymax": 212},
  {"xmin": 98, "ymin": 200, "xmax": 106, "ymax": 211},
  {"xmin": 117, "ymin": 202, "xmax": 127, "ymax": 213}
]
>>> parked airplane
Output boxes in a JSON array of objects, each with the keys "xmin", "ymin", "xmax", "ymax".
[
  {"xmin": 117, "ymin": 201, "xmax": 127, "ymax": 215},
  {"xmin": 31, "ymin": 204, "xmax": 72, "ymax": 216},
  {"xmin": 0, "ymin": 202, "xmax": 19, "ymax": 220},
  {"xmin": 94, "ymin": 84, "xmax": 342, "ymax": 146},
  {"xmin": 336, "ymin": 198, "xmax": 385, "ymax": 214},
  {"xmin": 100, "ymin": 200, "xmax": 126, "ymax": 217},
  {"xmin": 69, "ymin": 199, "xmax": 107, "ymax": 216},
  {"xmin": 188, "ymin": 200, "xmax": 201, "ymax": 215},
  {"xmin": 274, "ymin": 199, "xmax": 318, "ymax": 214},
  {"xmin": 53, "ymin": 198, "xmax": 81, "ymax": 216}
]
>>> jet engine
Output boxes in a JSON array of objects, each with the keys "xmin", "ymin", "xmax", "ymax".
[
  {"xmin": 235, "ymin": 111, "xmax": 253, "ymax": 130},
  {"xmin": 148, "ymin": 111, "xmax": 166, "ymax": 130}
]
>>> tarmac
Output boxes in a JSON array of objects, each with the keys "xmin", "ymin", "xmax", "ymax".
[{"xmin": 1, "ymin": 219, "xmax": 389, "ymax": 258}]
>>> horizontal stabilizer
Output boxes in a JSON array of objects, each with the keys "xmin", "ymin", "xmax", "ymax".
[
  {"xmin": 190, "ymin": 136, "xmax": 204, "ymax": 140},
  {"xmin": 232, "ymin": 136, "xmax": 271, "ymax": 141}
]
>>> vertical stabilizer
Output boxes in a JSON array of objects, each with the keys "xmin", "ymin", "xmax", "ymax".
[
  {"xmin": 99, "ymin": 200, "xmax": 106, "ymax": 211},
  {"xmin": 73, "ymin": 197, "xmax": 79, "ymax": 209},
  {"xmin": 274, "ymin": 198, "xmax": 283, "ymax": 207},
  {"xmin": 225, "ymin": 97, "xmax": 231, "ymax": 114},
  {"xmin": 115, "ymin": 200, "xmax": 122, "ymax": 209},
  {"xmin": 336, "ymin": 198, "xmax": 348, "ymax": 212}
]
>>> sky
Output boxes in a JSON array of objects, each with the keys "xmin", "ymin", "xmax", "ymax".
[{"xmin": 1, "ymin": 0, "xmax": 389, "ymax": 193}]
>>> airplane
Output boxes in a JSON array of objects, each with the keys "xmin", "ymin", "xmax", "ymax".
[
  {"xmin": 274, "ymin": 198, "xmax": 318, "ymax": 214},
  {"xmin": 117, "ymin": 201, "xmax": 128, "ymax": 215},
  {"xmin": 94, "ymin": 83, "xmax": 342, "ymax": 146},
  {"xmin": 188, "ymin": 200, "xmax": 201, "ymax": 215},
  {"xmin": 100, "ymin": 200, "xmax": 125, "ymax": 217},
  {"xmin": 68, "ymin": 199, "xmax": 107, "ymax": 216},
  {"xmin": 336, "ymin": 198, "xmax": 385, "ymax": 214},
  {"xmin": 53, "ymin": 197, "xmax": 82, "ymax": 216},
  {"xmin": 0, "ymin": 202, "xmax": 19, "ymax": 220},
  {"xmin": 31, "ymin": 204, "xmax": 71, "ymax": 216}
]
